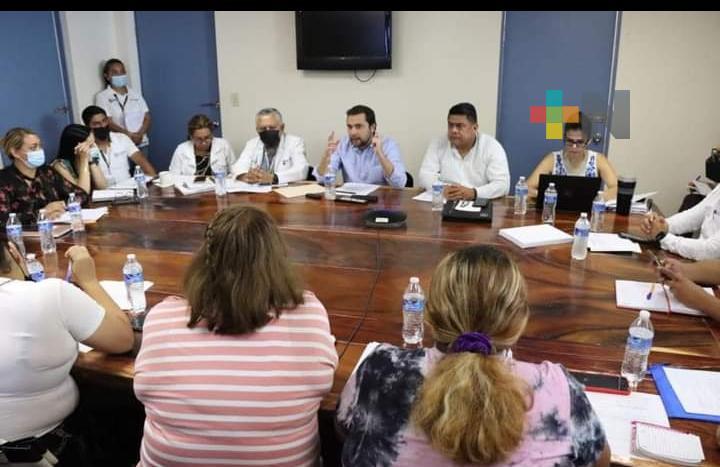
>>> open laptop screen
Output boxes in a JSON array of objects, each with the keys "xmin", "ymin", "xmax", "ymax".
[{"xmin": 537, "ymin": 174, "xmax": 602, "ymax": 213}]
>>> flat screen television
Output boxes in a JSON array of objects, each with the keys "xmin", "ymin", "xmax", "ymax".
[{"xmin": 295, "ymin": 11, "xmax": 392, "ymax": 70}]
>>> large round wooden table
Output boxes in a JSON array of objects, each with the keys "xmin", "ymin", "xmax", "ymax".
[{"xmin": 31, "ymin": 184, "xmax": 720, "ymax": 466}]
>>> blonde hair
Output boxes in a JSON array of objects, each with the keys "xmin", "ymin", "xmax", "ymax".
[
  {"xmin": 184, "ymin": 205, "xmax": 304, "ymax": 334},
  {"xmin": 1, "ymin": 128, "xmax": 37, "ymax": 158},
  {"xmin": 410, "ymin": 245, "xmax": 531, "ymax": 464}
]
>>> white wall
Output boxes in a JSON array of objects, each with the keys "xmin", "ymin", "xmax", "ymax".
[
  {"xmin": 60, "ymin": 11, "xmax": 142, "ymax": 124},
  {"xmin": 214, "ymin": 11, "xmax": 502, "ymax": 177},
  {"xmin": 610, "ymin": 11, "xmax": 720, "ymax": 215}
]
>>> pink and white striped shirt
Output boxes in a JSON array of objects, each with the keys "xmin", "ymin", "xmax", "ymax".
[{"xmin": 134, "ymin": 292, "xmax": 338, "ymax": 467}]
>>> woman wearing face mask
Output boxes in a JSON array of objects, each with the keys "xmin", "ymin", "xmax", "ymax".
[
  {"xmin": 231, "ymin": 107, "xmax": 309, "ymax": 184},
  {"xmin": 0, "ymin": 242, "xmax": 133, "ymax": 466},
  {"xmin": 93, "ymin": 58, "xmax": 152, "ymax": 154},
  {"xmin": 168, "ymin": 114, "xmax": 236, "ymax": 177},
  {"xmin": 52, "ymin": 124, "xmax": 110, "ymax": 192},
  {"xmin": 0, "ymin": 128, "xmax": 90, "ymax": 225}
]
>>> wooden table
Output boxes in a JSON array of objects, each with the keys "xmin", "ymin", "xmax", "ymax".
[{"xmin": 36, "ymin": 185, "xmax": 720, "ymax": 466}]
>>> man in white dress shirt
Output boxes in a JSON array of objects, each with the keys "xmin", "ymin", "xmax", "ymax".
[
  {"xmin": 418, "ymin": 102, "xmax": 510, "ymax": 201},
  {"xmin": 231, "ymin": 108, "xmax": 308, "ymax": 184}
]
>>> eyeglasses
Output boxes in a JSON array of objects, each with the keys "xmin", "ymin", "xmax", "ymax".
[
  {"xmin": 564, "ymin": 138, "xmax": 587, "ymax": 148},
  {"xmin": 192, "ymin": 136, "xmax": 212, "ymax": 144}
]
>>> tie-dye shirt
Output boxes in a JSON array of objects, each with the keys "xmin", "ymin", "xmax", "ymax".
[{"xmin": 337, "ymin": 344, "xmax": 606, "ymax": 467}]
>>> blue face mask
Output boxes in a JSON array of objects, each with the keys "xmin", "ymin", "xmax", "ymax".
[
  {"xmin": 25, "ymin": 149, "xmax": 45, "ymax": 168},
  {"xmin": 110, "ymin": 74, "xmax": 128, "ymax": 88}
]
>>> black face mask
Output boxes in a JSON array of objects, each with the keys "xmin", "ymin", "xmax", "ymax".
[
  {"xmin": 93, "ymin": 126, "xmax": 110, "ymax": 141},
  {"xmin": 259, "ymin": 130, "xmax": 280, "ymax": 148}
]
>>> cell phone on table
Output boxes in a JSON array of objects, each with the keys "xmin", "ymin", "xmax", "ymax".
[
  {"xmin": 618, "ymin": 231, "xmax": 655, "ymax": 244},
  {"xmin": 570, "ymin": 370, "xmax": 629, "ymax": 393}
]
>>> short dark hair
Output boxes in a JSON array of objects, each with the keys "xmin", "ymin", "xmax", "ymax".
[
  {"xmin": 102, "ymin": 58, "xmax": 124, "ymax": 75},
  {"xmin": 81, "ymin": 106, "xmax": 107, "ymax": 126},
  {"xmin": 448, "ymin": 103, "xmax": 477, "ymax": 124},
  {"xmin": 57, "ymin": 124, "xmax": 91, "ymax": 173},
  {"xmin": 346, "ymin": 105, "xmax": 376, "ymax": 127},
  {"xmin": 563, "ymin": 111, "xmax": 588, "ymax": 140}
]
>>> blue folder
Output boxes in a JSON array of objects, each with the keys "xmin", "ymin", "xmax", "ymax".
[{"xmin": 650, "ymin": 363, "xmax": 720, "ymax": 423}]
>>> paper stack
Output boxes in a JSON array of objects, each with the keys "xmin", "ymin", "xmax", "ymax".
[
  {"xmin": 92, "ymin": 189, "xmax": 134, "ymax": 202},
  {"xmin": 498, "ymin": 224, "xmax": 573, "ymax": 249},
  {"xmin": 56, "ymin": 207, "xmax": 109, "ymax": 224}
]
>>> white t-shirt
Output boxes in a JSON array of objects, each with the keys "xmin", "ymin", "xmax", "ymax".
[
  {"xmin": 97, "ymin": 132, "xmax": 140, "ymax": 186},
  {"xmin": 94, "ymin": 86, "xmax": 150, "ymax": 148},
  {"xmin": 169, "ymin": 138, "xmax": 236, "ymax": 176},
  {"xmin": 0, "ymin": 278, "xmax": 105, "ymax": 441}
]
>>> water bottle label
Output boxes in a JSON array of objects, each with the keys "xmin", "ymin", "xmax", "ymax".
[
  {"xmin": 592, "ymin": 201, "xmax": 605, "ymax": 213},
  {"xmin": 68, "ymin": 202, "xmax": 81, "ymax": 213},
  {"xmin": 574, "ymin": 227, "xmax": 590, "ymax": 238},
  {"xmin": 515, "ymin": 187, "xmax": 528, "ymax": 196},
  {"xmin": 403, "ymin": 298, "xmax": 424, "ymax": 313},
  {"xmin": 38, "ymin": 221, "xmax": 53, "ymax": 233},
  {"xmin": 545, "ymin": 194, "xmax": 557, "ymax": 204},
  {"xmin": 6, "ymin": 225, "xmax": 21, "ymax": 236},
  {"xmin": 124, "ymin": 272, "xmax": 144, "ymax": 285},
  {"xmin": 432, "ymin": 183, "xmax": 443, "ymax": 194},
  {"xmin": 325, "ymin": 174, "xmax": 336, "ymax": 185},
  {"xmin": 30, "ymin": 270, "xmax": 45, "ymax": 282},
  {"xmin": 627, "ymin": 335, "xmax": 652, "ymax": 351}
]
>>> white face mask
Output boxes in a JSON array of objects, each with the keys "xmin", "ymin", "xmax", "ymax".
[
  {"xmin": 22, "ymin": 149, "xmax": 45, "ymax": 168},
  {"xmin": 110, "ymin": 74, "xmax": 128, "ymax": 88}
]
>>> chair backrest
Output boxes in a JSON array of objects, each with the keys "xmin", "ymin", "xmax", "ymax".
[
  {"xmin": 306, "ymin": 165, "xmax": 316, "ymax": 181},
  {"xmin": 405, "ymin": 171, "xmax": 414, "ymax": 188}
]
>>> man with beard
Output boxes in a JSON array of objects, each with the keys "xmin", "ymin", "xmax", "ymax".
[
  {"xmin": 81, "ymin": 106, "xmax": 157, "ymax": 187},
  {"xmin": 315, "ymin": 105, "xmax": 407, "ymax": 188},
  {"xmin": 232, "ymin": 108, "xmax": 308, "ymax": 184}
]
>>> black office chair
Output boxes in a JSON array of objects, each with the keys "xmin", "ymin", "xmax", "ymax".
[
  {"xmin": 405, "ymin": 171, "xmax": 414, "ymax": 188},
  {"xmin": 306, "ymin": 166, "xmax": 316, "ymax": 181}
]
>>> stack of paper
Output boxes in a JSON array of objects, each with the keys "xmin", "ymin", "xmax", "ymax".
[
  {"xmin": 99, "ymin": 280, "xmax": 155, "ymax": 310},
  {"xmin": 615, "ymin": 280, "xmax": 714, "ymax": 315},
  {"xmin": 337, "ymin": 182, "xmax": 380, "ymax": 196},
  {"xmin": 174, "ymin": 175, "xmax": 215, "ymax": 195},
  {"xmin": 498, "ymin": 224, "xmax": 573, "ymax": 249},
  {"xmin": 226, "ymin": 180, "xmax": 272, "ymax": 194},
  {"xmin": 92, "ymin": 189, "xmax": 134, "ymax": 202},
  {"xmin": 275, "ymin": 183, "xmax": 325, "ymax": 198},
  {"xmin": 588, "ymin": 233, "xmax": 642, "ymax": 253},
  {"xmin": 56, "ymin": 207, "xmax": 109, "ymax": 224},
  {"xmin": 586, "ymin": 391, "xmax": 670, "ymax": 462}
]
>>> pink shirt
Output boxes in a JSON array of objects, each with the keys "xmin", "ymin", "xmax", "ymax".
[{"xmin": 134, "ymin": 292, "xmax": 338, "ymax": 467}]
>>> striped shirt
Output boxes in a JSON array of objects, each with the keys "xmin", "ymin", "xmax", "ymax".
[{"xmin": 134, "ymin": 292, "xmax": 338, "ymax": 467}]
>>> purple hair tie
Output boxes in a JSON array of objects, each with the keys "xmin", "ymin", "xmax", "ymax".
[{"xmin": 449, "ymin": 332, "xmax": 493, "ymax": 355}]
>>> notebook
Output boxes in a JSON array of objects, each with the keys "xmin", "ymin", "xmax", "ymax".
[
  {"xmin": 632, "ymin": 422, "xmax": 704, "ymax": 465},
  {"xmin": 498, "ymin": 224, "xmax": 573, "ymax": 249},
  {"xmin": 615, "ymin": 280, "xmax": 714, "ymax": 316}
]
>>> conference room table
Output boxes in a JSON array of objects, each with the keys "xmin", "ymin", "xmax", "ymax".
[{"xmin": 28, "ymin": 183, "xmax": 720, "ymax": 466}]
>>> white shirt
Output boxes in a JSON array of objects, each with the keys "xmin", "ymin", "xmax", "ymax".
[
  {"xmin": 661, "ymin": 183, "xmax": 720, "ymax": 260},
  {"xmin": 0, "ymin": 278, "xmax": 105, "ymax": 441},
  {"xmin": 94, "ymin": 85, "xmax": 150, "ymax": 147},
  {"xmin": 97, "ymin": 132, "xmax": 139, "ymax": 186},
  {"xmin": 231, "ymin": 134, "xmax": 308, "ymax": 184},
  {"xmin": 418, "ymin": 133, "xmax": 510, "ymax": 199},
  {"xmin": 169, "ymin": 138, "xmax": 236, "ymax": 176}
]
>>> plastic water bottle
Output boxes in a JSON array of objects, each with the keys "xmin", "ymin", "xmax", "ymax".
[
  {"xmin": 514, "ymin": 176, "xmax": 528, "ymax": 215},
  {"xmin": 621, "ymin": 309, "xmax": 654, "ymax": 391},
  {"xmin": 324, "ymin": 169, "xmax": 336, "ymax": 200},
  {"xmin": 67, "ymin": 192, "xmax": 84, "ymax": 232},
  {"xmin": 590, "ymin": 190, "xmax": 605, "ymax": 232},
  {"xmin": 212, "ymin": 163, "xmax": 227, "ymax": 197},
  {"xmin": 431, "ymin": 176, "xmax": 444, "ymax": 211},
  {"xmin": 37, "ymin": 208, "xmax": 56, "ymax": 254},
  {"xmin": 25, "ymin": 253, "xmax": 45, "ymax": 282},
  {"xmin": 402, "ymin": 277, "xmax": 425, "ymax": 346},
  {"xmin": 134, "ymin": 166, "xmax": 149, "ymax": 199},
  {"xmin": 6, "ymin": 213, "xmax": 26, "ymax": 257},
  {"xmin": 542, "ymin": 182, "xmax": 558, "ymax": 224},
  {"xmin": 123, "ymin": 253, "xmax": 147, "ymax": 329},
  {"xmin": 571, "ymin": 212, "xmax": 590, "ymax": 260}
]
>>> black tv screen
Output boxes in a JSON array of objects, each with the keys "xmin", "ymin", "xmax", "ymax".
[{"xmin": 295, "ymin": 11, "xmax": 392, "ymax": 70}]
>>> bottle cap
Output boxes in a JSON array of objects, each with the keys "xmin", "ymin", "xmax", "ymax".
[
  {"xmin": 127, "ymin": 253, "xmax": 136, "ymax": 260},
  {"xmin": 549, "ymin": 182, "xmax": 555, "ymax": 187},
  {"xmin": 410, "ymin": 277, "xmax": 420, "ymax": 284},
  {"xmin": 580, "ymin": 212, "xmax": 588, "ymax": 217},
  {"xmin": 518, "ymin": 176, "xmax": 526, "ymax": 181},
  {"xmin": 25, "ymin": 253, "xmax": 35, "ymax": 260},
  {"xmin": 639, "ymin": 309, "xmax": 650, "ymax": 320}
]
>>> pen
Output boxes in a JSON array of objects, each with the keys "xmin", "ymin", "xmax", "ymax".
[
  {"xmin": 646, "ymin": 282, "xmax": 656, "ymax": 300},
  {"xmin": 65, "ymin": 261, "xmax": 73, "ymax": 282}
]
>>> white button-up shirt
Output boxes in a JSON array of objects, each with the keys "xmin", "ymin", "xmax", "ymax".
[
  {"xmin": 97, "ymin": 132, "xmax": 139, "ymax": 186},
  {"xmin": 418, "ymin": 132, "xmax": 510, "ymax": 199},
  {"xmin": 94, "ymin": 86, "xmax": 150, "ymax": 148},
  {"xmin": 169, "ymin": 138, "xmax": 236, "ymax": 176},
  {"xmin": 662, "ymin": 184, "xmax": 720, "ymax": 260},
  {"xmin": 231, "ymin": 134, "xmax": 309, "ymax": 184}
]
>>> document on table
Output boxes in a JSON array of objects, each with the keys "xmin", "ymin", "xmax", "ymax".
[
  {"xmin": 586, "ymin": 391, "xmax": 669, "ymax": 462},
  {"xmin": 588, "ymin": 233, "xmax": 642, "ymax": 253},
  {"xmin": 174, "ymin": 176, "xmax": 215, "ymax": 195},
  {"xmin": 615, "ymin": 280, "xmax": 713, "ymax": 316},
  {"xmin": 226, "ymin": 180, "xmax": 272, "ymax": 194},
  {"xmin": 337, "ymin": 182, "xmax": 380, "ymax": 196},
  {"xmin": 99, "ymin": 280, "xmax": 155, "ymax": 310},
  {"xmin": 55, "ymin": 207, "xmax": 109, "ymax": 224},
  {"xmin": 663, "ymin": 367, "xmax": 720, "ymax": 417},
  {"xmin": 108, "ymin": 176, "xmax": 151, "ymax": 190},
  {"xmin": 274, "ymin": 183, "xmax": 325, "ymax": 198},
  {"xmin": 412, "ymin": 190, "xmax": 446, "ymax": 204}
]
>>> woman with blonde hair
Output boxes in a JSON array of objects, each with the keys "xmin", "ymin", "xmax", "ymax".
[
  {"xmin": 337, "ymin": 245, "xmax": 610, "ymax": 466},
  {"xmin": 134, "ymin": 205, "xmax": 338, "ymax": 466}
]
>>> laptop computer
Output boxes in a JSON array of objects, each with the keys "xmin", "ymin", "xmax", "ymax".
[{"xmin": 536, "ymin": 174, "xmax": 602, "ymax": 213}]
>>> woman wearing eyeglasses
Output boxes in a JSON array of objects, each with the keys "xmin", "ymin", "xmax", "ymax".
[{"xmin": 527, "ymin": 117, "xmax": 618, "ymax": 200}]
